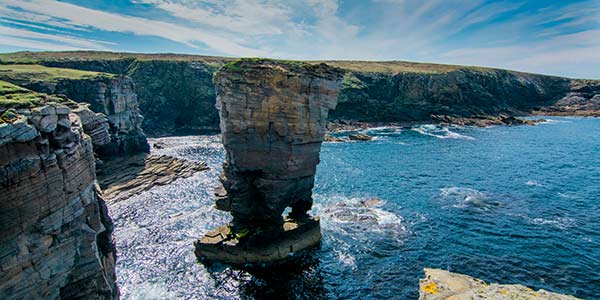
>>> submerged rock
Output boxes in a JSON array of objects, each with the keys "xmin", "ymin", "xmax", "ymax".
[
  {"xmin": 349, "ymin": 133, "xmax": 374, "ymax": 141},
  {"xmin": 196, "ymin": 59, "xmax": 344, "ymax": 265},
  {"xmin": 97, "ymin": 154, "xmax": 209, "ymax": 202},
  {"xmin": 419, "ymin": 268, "xmax": 579, "ymax": 300}
]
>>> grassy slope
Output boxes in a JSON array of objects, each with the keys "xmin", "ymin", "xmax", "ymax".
[
  {"xmin": 0, "ymin": 51, "xmax": 234, "ymax": 69},
  {"xmin": 0, "ymin": 64, "xmax": 113, "ymax": 86},
  {"xmin": 0, "ymin": 80, "xmax": 68, "ymax": 109}
]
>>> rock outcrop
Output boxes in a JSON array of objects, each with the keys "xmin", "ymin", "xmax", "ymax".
[
  {"xmin": 0, "ymin": 65, "xmax": 149, "ymax": 157},
  {"xmin": 195, "ymin": 59, "xmax": 344, "ymax": 265},
  {"xmin": 28, "ymin": 76, "xmax": 148, "ymax": 157},
  {"xmin": 419, "ymin": 268, "xmax": 579, "ymax": 300},
  {"xmin": 97, "ymin": 154, "xmax": 209, "ymax": 202},
  {"xmin": 0, "ymin": 88, "xmax": 118, "ymax": 299},
  {"xmin": 534, "ymin": 79, "xmax": 600, "ymax": 116}
]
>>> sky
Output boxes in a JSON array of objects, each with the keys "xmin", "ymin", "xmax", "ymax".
[{"xmin": 0, "ymin": 0, "xmax": 599, "ymax": 78}]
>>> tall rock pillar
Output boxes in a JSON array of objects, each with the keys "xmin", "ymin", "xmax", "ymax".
[{"xmin": 195, "ymin": 59, "xmax": 343, "ymax": 265}]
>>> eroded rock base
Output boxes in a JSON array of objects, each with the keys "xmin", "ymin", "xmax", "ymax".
[
  {"xmin": 195, "ymin": 217, "xmax": 322, "ymax": 266},
  {"xmin": 419, "ymin": 268, "xmax": 580, "ymax": 300}
]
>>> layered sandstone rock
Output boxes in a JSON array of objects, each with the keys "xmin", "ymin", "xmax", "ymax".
[
  {"xmin": 214, "ymin": 59, "xmax": 344, "ymax": 226},
  {"xmin": 419, "ymin": 268, "xmax": 579, "ymax": 300},
  {"xmin": 0, "ymin": 102, "xmax": 118, "ymax": 299},
  {"xmin": 30, "ymin": 76, "xmax": 149, "ymax": 156},
  {"xmin": 195, "ymin": 59, "xmax": 343, "ymax": 264},
  {"xmin": 0, "ymin": 66, "xmax": 149, "ymax": 157}
]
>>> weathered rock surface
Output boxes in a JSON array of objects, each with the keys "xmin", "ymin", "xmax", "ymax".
[
  {"xmin": 0, "ymin": 103, "xmax": 118, "ymax": 299},
  {"xmin": 213, "ymin": 59, "xmax": 344, "ymax": 226},
  {"xmin": 195, "ymin": 59, "xmax": 343, "ymax": 265},
  {"xmin": 195, "ymin": 217, "xmax": 322, "ymax": 265},
  {"xmin": 419, "ymin": 268, "xmax": 579, "ymax": 300},
  {"xmin": 97, "ymin": 154, "xmax": 208, "ymax": 202},
  {"xmin": 431, "ymin": 114, "xmax": 544, "ymax": 127},
  {"xmin": 534, "ymin": 79, "xmax": 600, "ymax": 117},
  {"xmin": 348, "ymin": 133, "xmax": 374, "ymax": 141},
  {"xmin": 4, "ymin": 73, "xmax": 149, "ymax": 157}
]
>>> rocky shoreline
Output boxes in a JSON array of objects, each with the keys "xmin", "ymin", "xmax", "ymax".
[{"xmin": 97, "ymin": 154, "xmax": 208, "ymax": 202}]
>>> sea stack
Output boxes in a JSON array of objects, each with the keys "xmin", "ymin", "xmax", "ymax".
[{"xmin": 195, "ymin": 59, "xmax": 344, "ymax": 265}]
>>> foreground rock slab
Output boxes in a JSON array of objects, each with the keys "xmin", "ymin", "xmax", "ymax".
[
  {"xmin": 419, "ymin": 268, "xmax": 579, "ymax": 300},
  {"xmin": 195, "ymin": 217, "xmax": 321, "ymax": 265},
  {"xmin": 97, "ymin": 154, "xmax": 208, "ymax": 202},
  {"xmin": 196, "ymin": 59, "xmax": 344, "ymax": 265}
]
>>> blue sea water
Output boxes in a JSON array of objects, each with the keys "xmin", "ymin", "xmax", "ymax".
[{"xmin": 110, "ymin": 117, "xmax": 600, "ymax": 299}]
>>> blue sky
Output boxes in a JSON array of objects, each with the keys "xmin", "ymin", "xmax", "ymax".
[{"xmin": 0, "ymin": 0, "xmax": 599, "ymax": 78}]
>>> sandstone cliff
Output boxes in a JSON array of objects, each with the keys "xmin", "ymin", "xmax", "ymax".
[
  {"xmin": 0, "ymin": 82, "xmax": 118, "ymax": 299},
  {"xmin": 0, "ymin": 64, "xmax": 149, "ymax": 157}
]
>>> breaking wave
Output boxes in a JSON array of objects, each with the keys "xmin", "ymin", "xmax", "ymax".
[{"xmin": 411, "ymin": 124, "xmax": 475, "ymax": 140}]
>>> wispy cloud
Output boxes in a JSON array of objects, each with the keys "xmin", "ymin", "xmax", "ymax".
[
  {"xmin": 0, "ymin": 0, "xmax": 598, "ymax": 78},
  {"xmin": 1, "ymin": 0, "xmax": 267, "ymax": 56}
]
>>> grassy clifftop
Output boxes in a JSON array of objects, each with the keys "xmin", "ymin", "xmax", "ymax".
[
  {"xmin": 0, "ymin": 80, "xmax": 68, "ymax": 109},
  {"xmin": 0, "ymin": 51, "xmax": 515, "ymax": 75},
  {"xmin": 0, "ymin": 51, "xmax": 233, "ymax": 68},
  {"xmin": 0, "ymin": 64, "xmax": 113, "ymax": 86}
]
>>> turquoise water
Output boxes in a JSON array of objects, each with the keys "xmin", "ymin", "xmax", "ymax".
[{"xmin": 111, "ymin": 117, "xmax": 600, "ymax": 299}]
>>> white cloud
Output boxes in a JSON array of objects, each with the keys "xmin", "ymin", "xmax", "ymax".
[
  {"xmin": 0, "ymin": 35, "xmax": 83, "ymax": 51},
  {"xmin": 0, "ymin": 25, "xmax": 114, "ymax": 50},
  {"xmin": 0, "ymin": 0, "xmax": 598, "ymax": 78},
  {"xmin": 0, "ymin": 0, "xmax": 268, "ymax": 56}
]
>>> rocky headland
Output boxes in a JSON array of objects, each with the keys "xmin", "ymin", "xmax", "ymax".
[
  {"xmin": 0, "ymin": 64, "xmax": 149, "ymax": 157},
  {"xmin": 195, "ymin": 59, "xmax": 344, "ymax": 265},
  {"xmin": 0, "ymin": 82, "xmax": 118, "ymax": 299}
]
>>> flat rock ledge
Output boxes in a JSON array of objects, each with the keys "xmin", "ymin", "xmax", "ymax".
[
  {"xmin": 195, "ymin": 217, "xmax": 321, "ymax": 266},
  {"xmin": 97, "ymin": 153, "xmax": 208, "ymax": 202},
  {"xmin": 419, "ymin": 268, "xmax": 580, "ymax": 300}
]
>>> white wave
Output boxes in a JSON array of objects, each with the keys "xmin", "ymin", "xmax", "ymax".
[
  {"xmin": 313, "ymin": 195, "xmax": 407, "ymax": 237},
  {"xmin": 411, "ymin": 124, "xmax": 475, "ymax": 140},
  {"xmin": 124, "ymin": 282, "xmax": 178, "ymax": 300},
  {"xmin": 537, "ymin": 118, "xmax": 571, "ymax": 125},
  {"xmin": 525, "ymin": 180, "xmax": 543, "ymax": 187},
  {"xmin": 528, "ymin": 217, "xmax": 575, "ymax": 230},
  {"xmin": 334, "ymin": 249, "xmax": 356, "ymax": 267},
  {"xmin": 439, "ymin": 186, "xmax": 500, "ymax": 209}
]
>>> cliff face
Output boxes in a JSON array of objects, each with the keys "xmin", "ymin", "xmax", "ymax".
[
  {"xmin": 2, "ymin": 52, "xmax": 598, "ymax": 136},
  {"xmin": 20, "ymin": 75, "xmax": 149, "ymax": 156},
  {"xmin": 331, "ymin": 69, "xmax": 570, "ymax": 123},
  {"xmin": 0, "ymin": 93, "xmax": 118, "ymax": 299},
  {"xmin": 213, "ymin": 59, "xmax": 344, "ymax": 226},
  {"xmin": 33, "ymin": 57, "xmax": 228, "ymax": 134}
]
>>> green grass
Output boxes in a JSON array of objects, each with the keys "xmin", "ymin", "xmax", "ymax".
[
  {"xmin": 2, "ymin": 51, "xmax": 595, "ymax": 78},
  {"xmin": 0, "ymin": 80, "xmax": 68, "ymax": 109},
  {"xmin": 0, "ymin": 51, "xmax": 234, "ymax": 68},
  {"xmin": 0, "ymin": 64, "xmax": 113, "ymax": 85},
  {"xmin": 222, "ymin": 57, "xmax": 309, "ymax": 72}
]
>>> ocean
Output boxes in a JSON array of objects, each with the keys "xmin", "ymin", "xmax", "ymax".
[{"xmin": 109, "ymin": 117, "xmax": 600, "ymax": 299}]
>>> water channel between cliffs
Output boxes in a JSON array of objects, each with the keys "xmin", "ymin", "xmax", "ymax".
[{"xmin": 109, "ymin": 117, "xmax": 600, "ymax": 299}]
